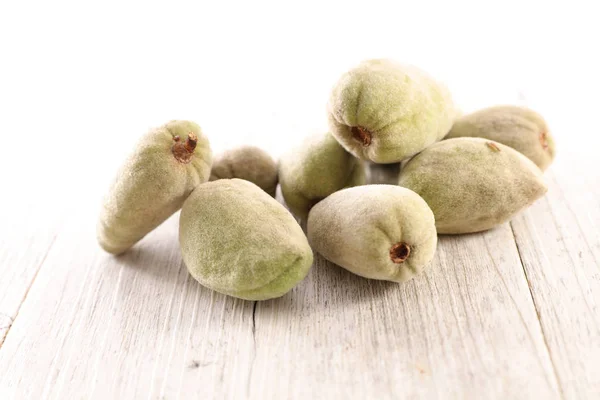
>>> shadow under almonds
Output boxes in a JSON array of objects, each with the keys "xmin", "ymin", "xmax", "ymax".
[
  {"xmin": 114, "ymin": 212, "xmax": 186, "ymax": 288},
  {"xmin": 365, "ymin": 161, "xmax": 402, "ymax": 185},
  {"xmin": 256, "ymin": 252, "xmax": 401, "ymax": 319}
]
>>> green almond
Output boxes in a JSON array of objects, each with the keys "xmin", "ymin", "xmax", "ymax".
[
  {"xmin": 179, "ymin": 179, "xmax": 313, "ymax": 301},
  {"xmin": 279, "ymin": 132, "xmax": 365, "ymax": 221},
  {"xmin": 210, "ymin": 145, "xmax": 278, "ymax": 197},
  {"xmin": 327, "ymin": 59, "xmax": 456, "ymax": 163},
  {"xmin": 398, "ymin": 137, "xmax": 548, "ymax": 234},
  {"xmin": 97, "ymin": 120, "xmax": 212, "ymax": 255},
  {"xmin": 307, "ymin": 185, "xmax": 437, "ymax": 283},
  {"xmin": 446, "ymin": 105, "xmax": 556, "ymax": 170}
]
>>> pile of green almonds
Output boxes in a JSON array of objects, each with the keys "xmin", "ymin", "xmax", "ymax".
[{"xmin": 97, "ymin": 58, "xmax": 555, "ymax": 300}]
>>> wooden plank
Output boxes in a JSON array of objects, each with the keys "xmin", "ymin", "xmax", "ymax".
[
  {"xmin": 0, "ymin": 204, "xmax": 255, "ymax": 399},
  {"xmin": 0, "ymin": 200, "xmax": 560, "ymax": 399},
  {"xmin": 510, "ymin": 156, "xmax": 600, "ymax": 399},
  {"xmin": 246, "ymin": 225, "xmax": 559, "ymax": 399},
  {"xmin": 0, "ymin": 204, "xmax": 67, "ymax": 346}
]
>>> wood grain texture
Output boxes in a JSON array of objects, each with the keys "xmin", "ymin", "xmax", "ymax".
[
  {"xmin": 248, "ymin": 227, "xmax": 559, "ymax": 399},
  {"xmin": 0, "ymin": 204, "xmax": 67, "ymax": 346},
  {"xmin": 0, "ymin": 199, "xmax": 562, "ymax": 399},
  {"xmin": 510, "ymin": 157, "xmax": 600, "ymax": 399},
  {"xmin": 0, "ymin": 205, "xmax": 255, "ymax": 399}
]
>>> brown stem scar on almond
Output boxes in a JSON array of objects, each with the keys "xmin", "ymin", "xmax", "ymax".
[
  {"xmin": 351, "ymin": 126, "xmax": 372, "ymax": 147},
  {"xmin": 172, "ymin": 132, "xmax": 197, "ymax": 164},
  {"xmin": 486, "ymin": 142, "xmax": 501, "ymax": 152},
  {"xmin": 184, "ymin": 133, "xmax": 198, "ymax": 152},
  {"xmin": 390, "ymin": 242, "xmax": 411, "ymax": 264},
  {"xmin": 539, "ymin": 132, "xmax": 549, "ymax": 150}
]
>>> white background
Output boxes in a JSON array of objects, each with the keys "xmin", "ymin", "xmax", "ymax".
[{"xmin": 1, "ymin": 0, "xmax": 599, "ymax": 210}]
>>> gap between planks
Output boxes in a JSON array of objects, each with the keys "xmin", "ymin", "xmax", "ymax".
[
  {"xmin": 509, "ymin": 221, "xmax": 566, "ymax": 399},
  {"xmin": 0, "ymin": 233, "xmax": 59, "ymax": 348}
]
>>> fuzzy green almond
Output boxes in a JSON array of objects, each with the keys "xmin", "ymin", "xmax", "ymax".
[
  {"xmin": 179, "ymin": 179, "xmax": 313, "ymax": 301},
  {"xmin": 327, "ymin": 59, "xmax": 456, "ymax": 163},
  {"xmin": 210, "ymin": 145, "xmax": 278, "ymax": 197},
  {"xmin": 307, "ymin": 185, "xmax": 437, "ymax": 283},
  {"xmin": 97, "ymin": 120, "xmax": 212, "ymax": 255},
  {"xmin": 398, "ymin": 137, "xmax": 548, "ymax": 234},
  {"xmin": 445, "ymin": 105, "xmax": 556, "ymax": 170},
  {"xmin": 279, "ymin": 132, "xmax": 365, "ymax": 221}
]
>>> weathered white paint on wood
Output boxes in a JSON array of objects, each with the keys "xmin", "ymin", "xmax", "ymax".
[
  {"xmin": 0, "ymin": 206, "xmax": 255, "ymax": 399},
  {"xmin": 0, "ymin": 198, "xmax": 565, "ymax": 399},
  {"xmin": 510, "ymin": 158, "xmax": 600, "ymax": 399},
  {"xmin": 247, "ymin": 227, "xmax": 560, "ymax": 399},
  {"xmin": 0, "ymin": 204, "xmax": 66, "ymax": 346}
]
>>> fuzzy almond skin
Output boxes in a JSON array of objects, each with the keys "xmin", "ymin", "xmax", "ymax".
[
  {"xmin": 179, "ymin": 179, "xmax": 313, "ymax": 301},
  {"xmin": 210, "ymin": 146, "xmax": 278, "ymax": 196},
  {"xmin": 307, "ymin": 185, "xmax": 437, "ymax": 282},
  {"xmin": 398, "ymin": 138, "xmax": 548, "ymax": 234},
  {"xmin": 97, "ymin": 120, "xmax": 212, "ymax": 254},
  {"xmin": 445, "ymin": 105, "xmax": 556, "ymax": 170},
  {"xmin": 327, "ymin": 59, "xmax": 456, "ymax": 163},
  {"xmin": 279, "ymin": 132, "xmax": 365, "ymax": 221}
]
